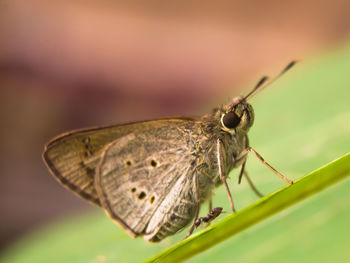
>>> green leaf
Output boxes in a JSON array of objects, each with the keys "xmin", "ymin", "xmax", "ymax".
[
  {"xmin": 2, "ymin": 42, "xmax": 350, "ymax": 263},
  {"xmin": 145, "ymin": 153, "xmax": 350, "ymax": 263}
]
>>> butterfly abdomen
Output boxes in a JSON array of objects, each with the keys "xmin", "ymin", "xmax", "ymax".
[{"xmin": 147, "ymin": 199, "xmax": 197, "ymax": 242}]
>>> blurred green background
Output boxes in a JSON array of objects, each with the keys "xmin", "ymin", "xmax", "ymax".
[{"xmin": 1, "ymin": 1, "xmax": 350, "ymax": 262}]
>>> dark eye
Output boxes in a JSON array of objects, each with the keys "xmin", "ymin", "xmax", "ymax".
[{"xmin": 222, "ymin": 112, "xmax": 241, "ymax": 129}]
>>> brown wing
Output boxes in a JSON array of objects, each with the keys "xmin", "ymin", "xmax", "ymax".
[
  {"xmin": 42, "ymin": 118, "xmax": 194, "ymax": 206},
  {"xmin": 95, "ymin": 121, "xmax": 197, "ymax": 237}
]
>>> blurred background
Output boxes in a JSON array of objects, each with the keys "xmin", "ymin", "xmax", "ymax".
[{"xmin": 1, "ymin": 0, "xmax": 350, "ymax": 256}]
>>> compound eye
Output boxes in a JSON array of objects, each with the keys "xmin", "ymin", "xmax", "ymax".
[{"xmin": 222, "ymin": 112, "xmax": 241, "ymax": 129}]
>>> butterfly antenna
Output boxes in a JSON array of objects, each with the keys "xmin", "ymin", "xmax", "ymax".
[{"xmin": 243, "ymin": 60, "xmax": 297, "ymax": 101}]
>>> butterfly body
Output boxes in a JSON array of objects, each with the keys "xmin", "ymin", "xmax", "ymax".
[
  {"xmin": 43, "ymin": 98, "xmax": 255, "ymax": 242},
  {"xmin": 140, "ymin": 106, "xmax": 251, "ymax": 241},
  {"xmin": 44, "ymin": 62, "xmax": 296, "ymax": 242}
]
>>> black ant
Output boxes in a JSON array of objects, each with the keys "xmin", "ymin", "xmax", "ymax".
[{"xmin": 194, "ymin": 207, "xmax": 223, "ymax": 228}]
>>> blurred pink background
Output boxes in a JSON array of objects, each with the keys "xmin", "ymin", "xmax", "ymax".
[{"xmin": 1, "ymin": 0, "xmax": 350, "ymax": 250}]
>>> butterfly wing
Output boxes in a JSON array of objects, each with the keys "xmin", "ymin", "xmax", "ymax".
[
  {"xmin": 43, "ymin": 119, "xmax": 194, "ymax": 206},
  {"xmin": 95, "ymin": 120, "xmax": 198, "ymax": 238}
]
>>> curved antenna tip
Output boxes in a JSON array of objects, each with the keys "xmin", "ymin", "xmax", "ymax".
[
  {"xmin": 244, "ymin": 60, "xmax": 299, "ymax": 102},
  {"xmin": 281, "ymin": 60, "xmax": 299, "ymax": 74}
]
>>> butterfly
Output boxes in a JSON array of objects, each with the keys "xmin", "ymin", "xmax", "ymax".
[{"xmin": 43, "ymin": 62, "xmax": 295, "ymax": 242}]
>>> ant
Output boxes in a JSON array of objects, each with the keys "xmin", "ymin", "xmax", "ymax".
[{"xmin": 194, "ymin": 207, "xmax": 223, "ymax": 228}]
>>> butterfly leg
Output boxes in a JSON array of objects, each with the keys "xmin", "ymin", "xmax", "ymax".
[
  {"xmin": 238, "ymin": 147, "xmax": 294, "ymax": 184},
  {"xmin": 205, "ymin": 198, "xmax": 213, "ymax": 227},
  {"xmin": 185, "ymin": 176, "xmax": 201, "ymax": 239},
  {"xmin": 238, "ymin": 159, "xmax": 246, "ymax": 184},
  {"xmin": 184, "ymin": 204, "xmax": 200, "ymax": 239},
  {"xmin": 244, "ymin": 170, "xmax": 264, "ymax": 198},
  {"xmin": 208, "ymin": 198, "xmax": 213, "ymax": 213},
  {"xmin": 217, "ymin": 139, "xmax": 236, "ymax": 212},
  {"xmin": 238, "ymin": 160, "xmax": 264, "ymax": 198}
]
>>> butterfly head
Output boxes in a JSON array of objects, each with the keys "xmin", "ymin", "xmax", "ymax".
[
  {"xmin": 213, "ymin": 61, "xmax": 297, "ymax": 135},
  {"xmin": 220, "ymin": 97, "xmax": 254, "ymax": 133}
]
